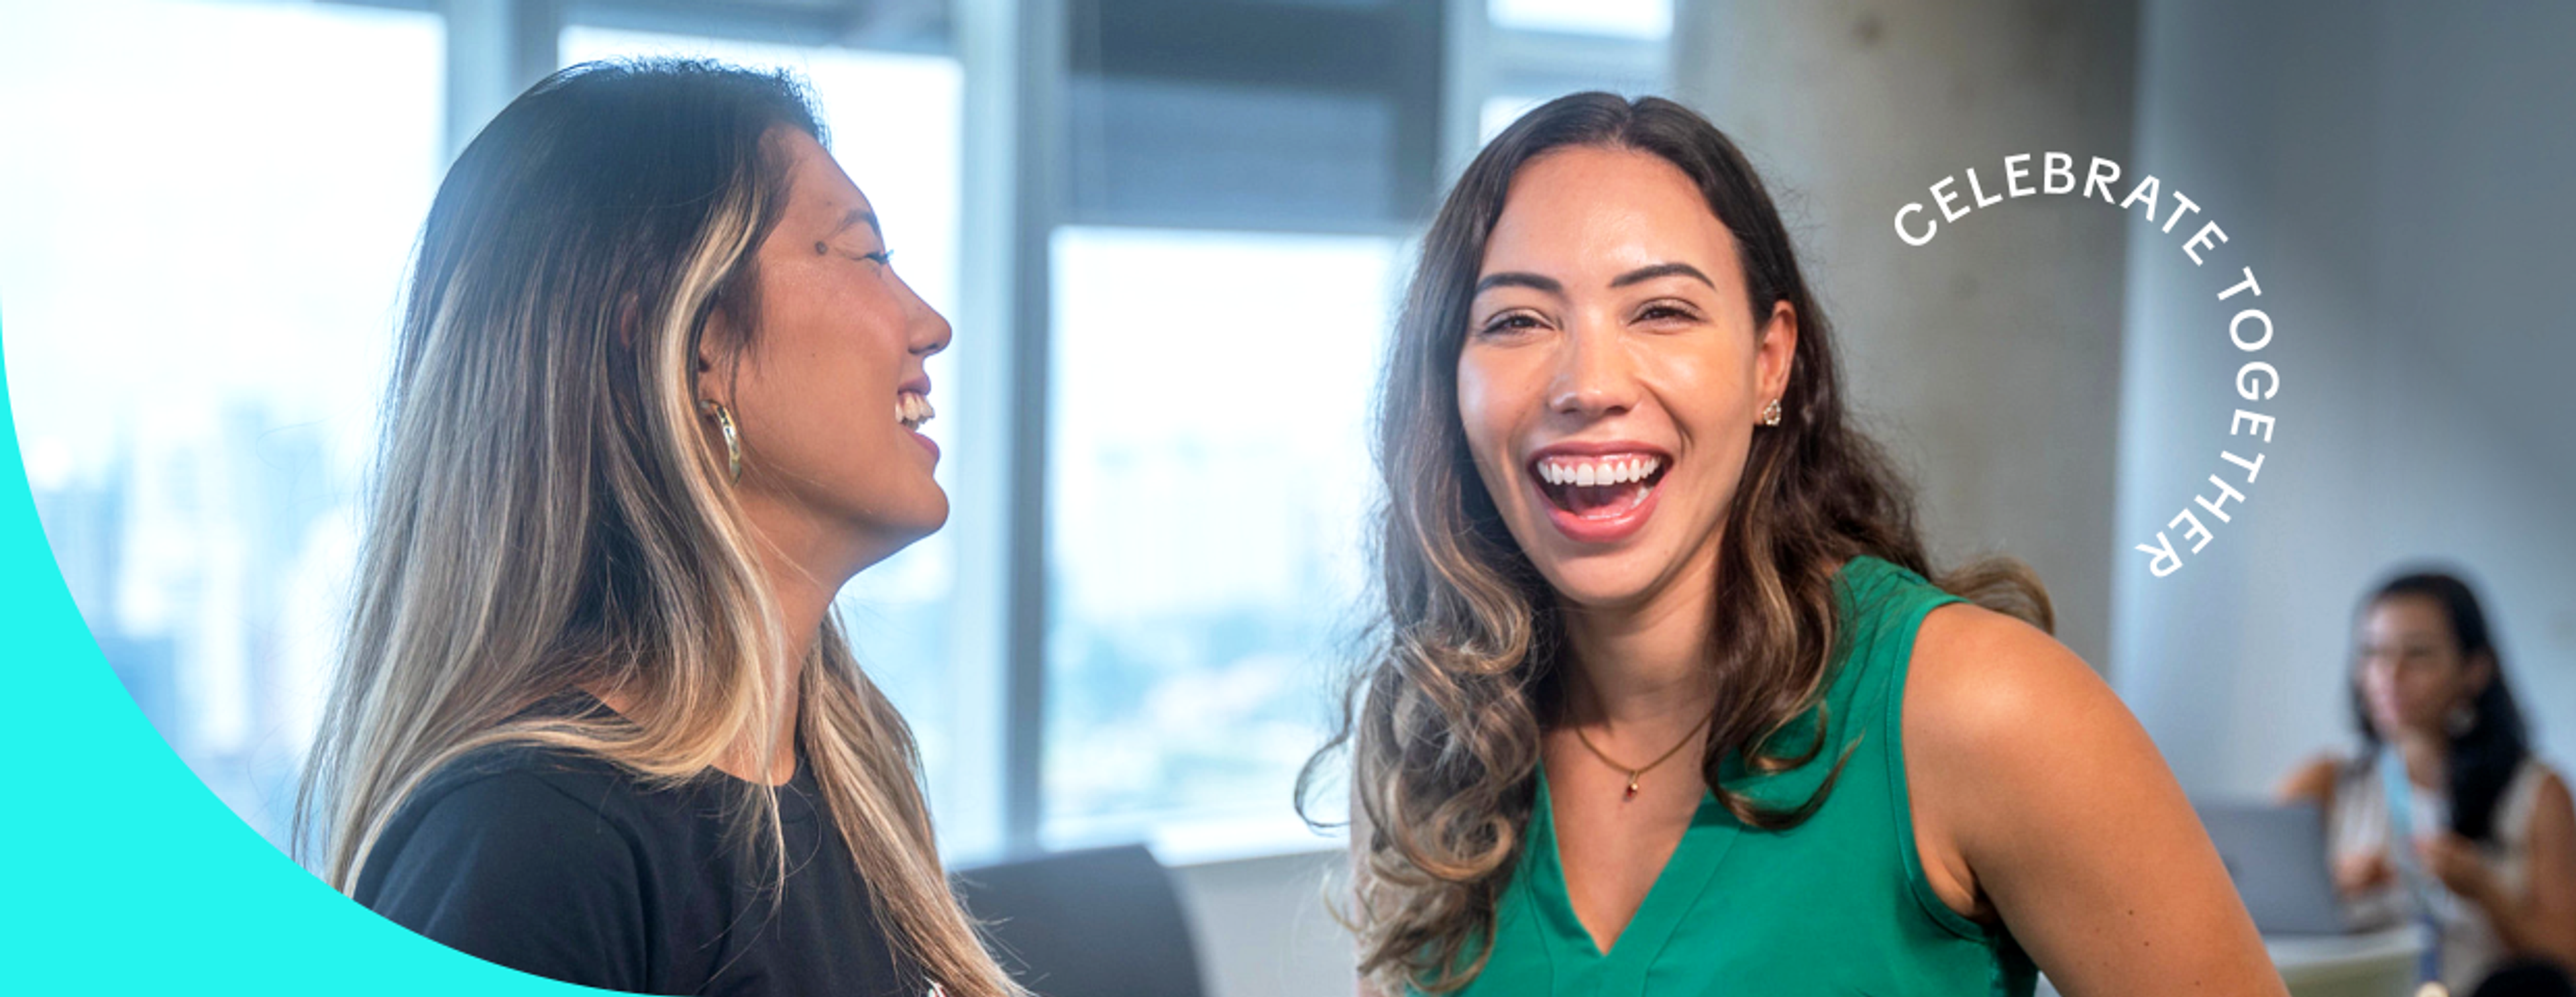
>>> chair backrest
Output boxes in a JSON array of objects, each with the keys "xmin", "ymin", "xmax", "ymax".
[{"xmin": 952, "ymin": 843, "xmax": 1208, "ymax": 997}]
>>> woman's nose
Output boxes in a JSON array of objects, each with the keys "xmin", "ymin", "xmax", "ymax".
[
  {"xmin": 1546, "ymin": 321, "xmax": 1637, "ymax": 417},
  {"xmin": 904, "ymin": 276, "xmax": 952, "ymax": 358}
]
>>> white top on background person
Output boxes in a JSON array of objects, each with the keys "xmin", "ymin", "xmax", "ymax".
[{"xmin": 2283, "ymin": 569, "xmax": 2576, "ymax": 994}]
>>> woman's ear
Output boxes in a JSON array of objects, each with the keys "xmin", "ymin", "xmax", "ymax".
[
  {"xmin": 1758, "ymin": 299, "xmax": 1799, "ymax": 401},
  {"xmin": 2465, "ymin": 649, "xmax": 2498, "ymax": 697},
  {"xmin": 692, "ymin": 309, "xmax": 730, "ymax": 397},
  {"xmin": 615, "ymin": 292, "xmax": 643, "ymax": 350}
]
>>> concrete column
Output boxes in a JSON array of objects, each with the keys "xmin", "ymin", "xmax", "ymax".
[{"xmin": 1669, "ymin": 0, "xmax": 2140, "ymax": 670}]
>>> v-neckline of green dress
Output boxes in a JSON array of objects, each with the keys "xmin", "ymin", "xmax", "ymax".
[
  {"xmin": 1524, "ymin": 766, "xmax": 1744, "ymax": 984},
  {"xmin": 1434, "ymin": 557, "xmax": 2034, "ymax": 997}
]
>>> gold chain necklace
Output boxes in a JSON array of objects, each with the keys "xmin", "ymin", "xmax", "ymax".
[{"xmin": 1570, "ymin": 711, "xmax": 1715, "ymax": 800}]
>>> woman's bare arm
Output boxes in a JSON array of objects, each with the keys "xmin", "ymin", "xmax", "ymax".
[
  {"xmin": 2275, "ymin": 753, "xmax": 2341, "ymax": 810},
  {"xmin": 2512, "ymin": 771, "xmax": 2576, "ymax": 965},
  {"xmin": 1905, "ymin": 604, "xmax": 2286, "ymax": 997},
  {"xmin": 2439, "ymin": 771, "xmax": 2576, "ymax": 965}
]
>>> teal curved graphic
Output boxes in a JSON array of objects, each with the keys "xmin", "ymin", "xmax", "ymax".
[{"xmin": 0, "ymin": 314, "xmax": 611, "ymax": 994}]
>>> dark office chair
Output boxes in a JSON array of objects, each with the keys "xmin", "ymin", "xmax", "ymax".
[
  {"xmin": 2473, "ymin": 959, "xmax": 2576, "ymax": 997},
  {"xmin": 951, "ymin": 844, "xmax": 1209, "ymax": 997}
]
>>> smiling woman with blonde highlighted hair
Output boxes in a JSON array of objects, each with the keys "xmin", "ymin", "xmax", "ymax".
[
  {"xmin": 295, "ymin": 59, "xmax": 1014, "ymax": 997},
  {"xmin": 1302, "ymin": 93, "xmax": 2284, "ymax": 996}
]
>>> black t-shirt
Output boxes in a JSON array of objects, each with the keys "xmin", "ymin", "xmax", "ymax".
[{"xmin": 351, "ymin": 694, "xmax": 927, "ymax": 996}]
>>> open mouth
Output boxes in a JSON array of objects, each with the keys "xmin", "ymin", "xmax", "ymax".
[
  {"xmin": 896, "ymin": 390, "xmax": 934, "ymax": 431},
  {"xmin": 1530, "ymin": 452, "xmax": 1669, "ymax": 520}
]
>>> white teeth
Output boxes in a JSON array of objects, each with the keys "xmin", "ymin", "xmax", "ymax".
[
  {"xmin": 1536, "ymin": 454, "xmax": 1664, "ymax": 487},
  {"xmin": 896, "ymin": 391, "xmax": 934, "ymax": 429}
]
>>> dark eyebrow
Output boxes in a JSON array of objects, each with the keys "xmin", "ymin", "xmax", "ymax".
[
  {"xmin": 1473, "ymin": 271, "xmax": 1562, "ymax": 297},
  {"xmin": 829, "ymin": 207, "xmax": 882, "ymax": 240},
  {"xmin": 1609, "ymin": 262, "xmax": 1716, "ymax": 289}
]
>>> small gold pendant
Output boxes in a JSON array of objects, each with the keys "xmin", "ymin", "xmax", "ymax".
[{"xmin": 1623, "ymin": 772, "xmax": 1642, "ymax": 800}]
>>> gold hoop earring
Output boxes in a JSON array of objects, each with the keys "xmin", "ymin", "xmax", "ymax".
[
  {"xmin": 1760, "ymin": 398, "xmax": 1783, "ymax": 427},
  {"xmin": 699, "ymin": 399, "xmax": 741, "ymax": 482}
]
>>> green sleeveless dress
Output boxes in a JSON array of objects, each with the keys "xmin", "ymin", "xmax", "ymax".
[{"xmin": 1437, "ymin": 556, "xmax": 2039, "ymax": 997}]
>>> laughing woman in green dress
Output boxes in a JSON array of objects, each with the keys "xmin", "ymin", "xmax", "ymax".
[{"xmin": 1303, "ymin": 94, "xmax": 2286, "ymax": 997}]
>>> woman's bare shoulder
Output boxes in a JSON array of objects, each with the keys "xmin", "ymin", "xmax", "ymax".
[
  {"xmin": 1902, "ymin": 603, "xmax": 2284, "ymax": 992},
  {"xmin": 1898, "ymin": 602, "xmax": 2172, "ymax": 857},
  {"xmin": 1903, "ymin": 602, "xmax": 2104, "ymax": 749},
  {"xmin": 1897, "ymin": 603, "xmax": 2123, "ymax": 860}
]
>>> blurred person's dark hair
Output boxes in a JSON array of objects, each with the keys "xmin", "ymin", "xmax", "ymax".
[
  {"xmin": 2471, "ymin": 957, "xmax": 2576, "ymax": 997},
  {"xmin": 2349, "ymin": 568, "xmax": 2532, "ymax": 843}
]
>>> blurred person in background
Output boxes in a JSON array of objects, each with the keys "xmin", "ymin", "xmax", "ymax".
[
  {"xmin": 2280, "ymin": 569, "xmax": 2576, "ymax": 995},
  {"xmin": 295, "ymin": 59, "xmax": 1014, "ymax": 997},
  {"xmin": 1306, "ymin": 93, "xmax": 2282, "ymax": 997}
]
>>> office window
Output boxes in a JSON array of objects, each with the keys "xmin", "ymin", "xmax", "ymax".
[
  {"xmin": 1043, "ymin": 227, "xmax": 1399, "ymax": 856},
  {"xmin": 1488, "ymin": 0, "xmax": 1670, "ymax": 39},
  {"xmin": 3, "ymin": 0, "xmax": 445, "ymax": 846},
  {"xmin": 1482, "ymin": 93, "xmax": 1552, "ymax": 143}
]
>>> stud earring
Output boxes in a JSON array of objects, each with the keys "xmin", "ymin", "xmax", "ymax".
[
  {"xmin": 1759, "ymin": 399, "xmax": 1783, "ymax": 427},
  {"xmin": 699, "ymin": 399, "xmax": 741, "ymax": 482},
  {"xmin": 2445, "ymin": 701, "xmax": 2477, "ymax": 738}
]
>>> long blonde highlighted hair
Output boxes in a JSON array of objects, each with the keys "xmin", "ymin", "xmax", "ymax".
[
  {"xmin": 295, "ymin": 59, "xmax": 1016, "ymax": 997},
  {"xmin": 1299, "ymin": 93, "xmax": 2051, "ymax": 994}
]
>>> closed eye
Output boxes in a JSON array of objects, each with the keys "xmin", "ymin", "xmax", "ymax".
[
  {"xmin": 1634, "ymin": 301, "xmax": 1700, "ymax": 323},
  {"xmin": 1476, "ymin": 311, "xmax": 1546, "ymax": 337}
]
